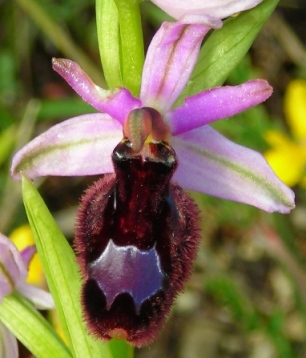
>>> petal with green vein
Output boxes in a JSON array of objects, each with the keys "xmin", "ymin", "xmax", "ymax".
[
  {"xmin": 172, "ymin": 125, "xmax": 295, "ymax": 213},
  {"xmin": 11, "ymin": 114, "xmax": 121, "ymax": 180}
]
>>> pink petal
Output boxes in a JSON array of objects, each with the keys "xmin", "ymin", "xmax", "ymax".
[
  {"xmin": 172, "ymin": 126, "xmax": 295, "ymax": 213},
  {"xmin": 151, "ymin": 0, "xmax": 263, "ymax": 26},
  {"xmin": 17, "ymin": 283, "xmax": 55, "ymax": 310},
  {"xmin": 0, "ymin": 234, "xmax": 27, "ymax": 301},
  {"xmin": 11, "ymin": 113, "xmax": 121, "ymax": 180},
  {"xmin": 168, "ymin": 80, "xmax": 273, "ymax": 135},
  {"xmin": 140, "ymin": 22, "xmax": 210, "ymax": 113},
  {"xmin": 0, "ymin": 323, "xmax": 18, "ymax": 358},
  {"xmin": 20, "ymin": 245, "xmax": 36, "ymax": 270},
  {"xmin": 177, "ymin": 14, "xmax": 223, "ymax": 28},
  {"xmin": 0, "ymin": 275, "xmax": 12, "ymax": 301},
  {"xmin": 52, "ymin": 58, "xmax": 141, "ymax": 124}
]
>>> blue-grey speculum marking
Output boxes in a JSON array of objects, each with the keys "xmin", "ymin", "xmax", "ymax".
[{"xmin": 88, "ymin": 240, "xmax": 165, "ymax": 313}]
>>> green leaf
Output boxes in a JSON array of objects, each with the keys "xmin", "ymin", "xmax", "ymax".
[
  {"xmin": 0, "ymin": 125, "xmax": 15, "ymax": 166},
  {"xmin": 22, "ymin": 176, "xmax": 113, "ymax": 358},
  {"xmin": 96, "ymin": 0, "xmax": 122, "ymax": 88},
  {"xmin": 0, "ymin": 292, "xmax": 71, "ymax": 358},
  {"xmin": 180, "ymin": 0, "xmax": 279, "ymax": 100},
  {"xmin": 114, "ymin": 0, "xmax": 144, "ymax": 96}
]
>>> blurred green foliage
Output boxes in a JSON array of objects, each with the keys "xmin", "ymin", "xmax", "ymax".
[{"xmin": 1, "ymin": 0, "xmax": 306, "ymax": 357}]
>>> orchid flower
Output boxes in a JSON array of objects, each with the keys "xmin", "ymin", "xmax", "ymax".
[
  {"xmin": 11, "ymin": 22, "xmax": 294, "ymax": 214},
  {"xmin": 10, "ymin": 20, "xmax": 295, "ymax": 347},
  {"xmin": 151, "ymin": 0, "xmax": 264, "ymax": 28},
  {"xmin": 0, "ymin": 233, "xmax": 54, "ymax": 358}
]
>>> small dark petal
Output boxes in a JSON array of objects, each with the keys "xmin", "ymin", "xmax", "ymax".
[{"xmin": 75, "ymin": 140, "xmax": 201, "ymax": 347}]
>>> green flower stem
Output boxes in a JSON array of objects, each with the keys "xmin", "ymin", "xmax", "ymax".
[
  {"xmin": 114, "ymin": 0, "xmax": 144, "ymax": 96},
  {"xmin": 22, "ymin": 177, "xmax": 113, "ymax": 358},
  {"xmin": 180, "ymin": 0, "xmax": 280, "ymax": 100},
  {"xmin": 96, "ymin": 0, "xmax": 122, "ymax": 88},
  {"xmin": 0, "ymin": 292, "xmax": 71, "ymax": 358},
  {"xmin": 15, "ymin": 0, "xmax": 106, "ymax": 87},
  {"xmin": 109, "ymin": 339, "xmax": 134, "ymax": 358}
]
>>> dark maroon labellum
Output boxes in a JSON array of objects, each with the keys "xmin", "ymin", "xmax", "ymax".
[{"xmin": 75, "ymin": 139, "xmax": 200, "ymax": 347}]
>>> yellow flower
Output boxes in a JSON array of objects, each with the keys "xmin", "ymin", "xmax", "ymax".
[
  {"xmin": 264, "ymin": 79, "xmax": 306, "ymax": 188},
  {"xmin": 9, "ymin": 224, "xmax": 45, "ymax": 288}
]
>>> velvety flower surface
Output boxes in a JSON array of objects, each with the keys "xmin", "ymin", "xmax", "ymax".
[
  {"xmin": 11, "ymin": 21, "xmax": 294, "ymax": 214},
  {"xmin": 74, "ymin": 138, "xmax": 201, "ymax": 346},
  {"xmin": 0, "ymin": 233, "xmax": 54, "ymax": 358},
  {"xmin": 151, "ymin": 0, "xmax": 263, "ymax": 28}
]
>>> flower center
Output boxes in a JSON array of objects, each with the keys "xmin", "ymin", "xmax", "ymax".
[{"xmin": 123, "ymin": 108, "xmax": 170, "ymax": 153}]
